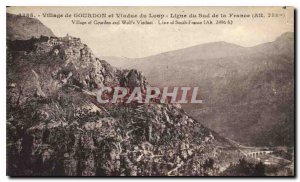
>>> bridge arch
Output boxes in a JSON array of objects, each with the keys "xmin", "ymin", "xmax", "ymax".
[{"xmin": 244, "ymin": 150, "xmax": 273, "ymax": 158}]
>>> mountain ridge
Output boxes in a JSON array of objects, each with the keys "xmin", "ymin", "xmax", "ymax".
[
  {"xmin": 7, "ymin": 13, "xmax": 55, "ymax": 40},
  {"xmin": 103, "ymin": 32, "xmax": 294, "ymax": 69},
  {"xmin": 6, "ymin": 12, "xmax": 246, "ymax": 176},
  {"xmin": 104, "ymin": 31, "xmax": 294, "ymax": 147}
]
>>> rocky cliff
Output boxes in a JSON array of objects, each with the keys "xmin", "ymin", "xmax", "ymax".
[{"xmin": 6, "ymin": 31, "xmax": 241, "ymax": 176}]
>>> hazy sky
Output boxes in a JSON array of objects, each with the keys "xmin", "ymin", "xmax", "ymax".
[{"xmin": 7, "ymin": 6, "xmax": 294, "ymax": 58}]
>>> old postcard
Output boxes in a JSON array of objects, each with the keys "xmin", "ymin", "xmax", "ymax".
[{"xmin": 6, "ymin": 6, "xmax": 294, "ymax": 176}]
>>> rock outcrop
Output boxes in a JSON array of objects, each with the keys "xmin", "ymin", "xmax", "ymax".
[
  {"xmin": 6, "ymin": 13, "xmax": 245, "ymax": 176},
  {"xmin": 6, "ymin": 34, "xmax": 241, "ymax": 176}
]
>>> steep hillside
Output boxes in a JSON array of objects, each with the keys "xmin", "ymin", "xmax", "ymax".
[
  {"xmin": 6, "ymin": 32, "xmax": 241, "ymax": 176},
  {"xmin": 7, "ymin": 13, "xmax": 55, "ymax": 40}
]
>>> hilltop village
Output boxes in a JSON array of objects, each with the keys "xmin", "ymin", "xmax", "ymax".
[
  {"xmin": 8, "ymin": 34, "xmax": 95, "ymax": 61},
  {"xmin": 36, "ymin": 34, "xmax": 94, "ymax": 60}
]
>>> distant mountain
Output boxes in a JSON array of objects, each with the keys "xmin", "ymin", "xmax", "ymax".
[
  {"xmin": 105, "ymin": 32, "xmax": 294, "ymax": 147},
  {"xmin": 99, "ymin": 56, "xmax": 133, "ymax": 69},
  {"xmin": 7, "ymin": 13, "xmax": 55, "ymax": 40}
]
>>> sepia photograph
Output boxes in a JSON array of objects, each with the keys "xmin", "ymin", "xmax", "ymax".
[{"xmin": 5, "ymin": 6, "xmax": 295, "ymax": 177}]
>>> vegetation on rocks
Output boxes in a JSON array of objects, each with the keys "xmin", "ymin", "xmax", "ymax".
[{"xmin": 7, "ymin": 35, "xmax": 241, "ymax": 176}]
